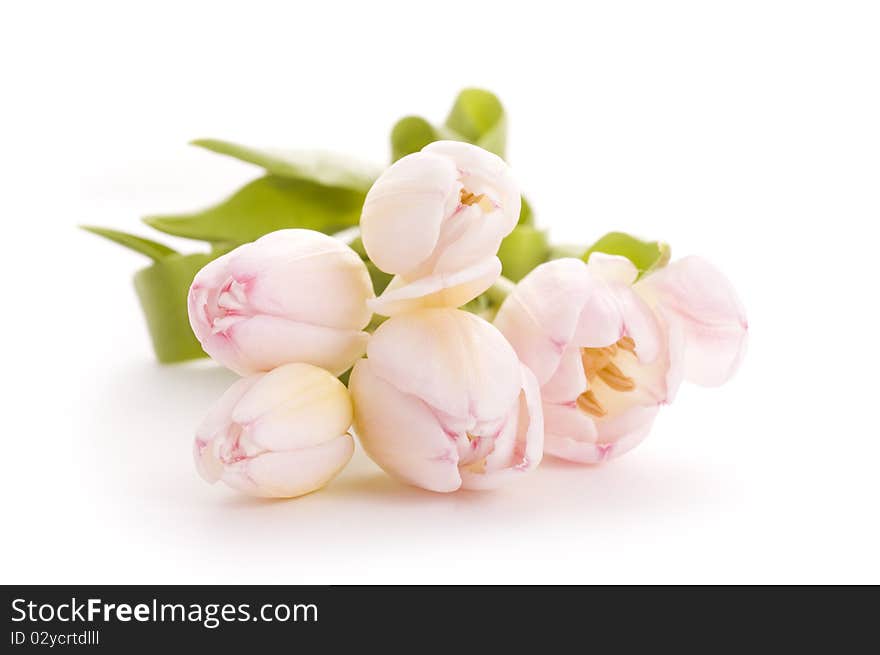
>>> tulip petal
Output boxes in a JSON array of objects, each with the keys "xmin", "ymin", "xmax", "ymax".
[
  {"xmin": 494, "ymin": 258, "xmax": 600, "ymax": 385},
  {"xmin": 242, "ymin": 238, "xmax": 374, "ymax": 330},
  {"xmin": 540, "ymin": 347, "xmax": 588, "ymax": 404},
  {"xmin": 369, "ymin": 257, "xmax": 501, "ymax": 317},
  {"xmin": 430, "ymin": 204, "xmax": 512, "ymax": 274},
  {"xmin": 350, "ymin": 359, "xmax": 462, "ymax": 493},
  {"xmin": 367, "ymin": 309, "xmax": 521, "ymax": 422},
  {"xmin": 423, "ymin": 141, "xmax": 521, "ymax": 231},
  {"xmin": 584, "ymin": 253, "xmax": 661, "ymax": 362},
  {"xmin": 222, "ymin": 433, "xmax": 354, "ymax": 498},
  {"xmin": 232, "ymin": 363, "xmax": 353, "ymax": 451},
  {"xmin": 360, "ymin": 152, "xmax": 460, "ymax": 276},
  {"xmin": 544, "ymin": 403, "xmax": 658, "ymax": 464},
  {"xmin": 636, "ymin": 256, "xmax": 748, "ymax": 386},
  {"xmin": 585, "ymin": 252, "xmax": 639, "ymax": 285},
  {"xmin": 460, "ymin": 365, "xmax": 544, "ymax": 489},
  {"xmin": 194, "ymin": 375, "xmax": 260, "ymax": 484},
  {"xmin": 223, "ymin": 316, "xmax": 368, "ymax": 376}
]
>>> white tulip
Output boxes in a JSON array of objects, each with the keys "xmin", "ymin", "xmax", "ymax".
[
  {"xmin": 194, "ymin": 363, "xmax": 354, "ymax": 498},
  {"xmin": 349, "ymin": 309, "xmax": 543, "ymax": 492},
  {"xmin": 360, "ymin": 141, "xmax": 520, "ymax": 315},
  {"xmin": 188, "ymin": 229, "xmax": 374, "ymax": 376}
]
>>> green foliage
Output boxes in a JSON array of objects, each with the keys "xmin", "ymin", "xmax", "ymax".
[
  {"xmin": 190, "ymin": 139, "xmax": 380, "ymax": 191},
  {"xmin": 582, "ymin": 232, "xmax": 671, "ymax": 278},
  {"xmin": 498, "ymin": 226, "xmax": 550, "ymax": 282},
  {"xmin": 133, "ymin": 253, "xmax": 215, "ymax": 363},
  {"xmin": 80, "ymin": 226, "xmax": 178, "ymax": 261},
  {"xmin": 143, "ymin": 176, "xmax": 365, "ymax": 243}
]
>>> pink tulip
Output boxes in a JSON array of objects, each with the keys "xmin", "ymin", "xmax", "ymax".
[
  {"xmin": 494, "ymin": 254, "xmax": 747, "ymax": 463},
  {"xmin": 359, "ymin": 141, "xmax": 520, "ymax": 315},
  {"xmin": 188, "ymin": 229, "xmax": 374, "ymax": 376},
  {"xmin": 349, "ymin": 309, "xmax": 543, "ymax": 492},
  {"xmin": 194, "ymin": 363, "xmax": 355, "ymax": 498}
]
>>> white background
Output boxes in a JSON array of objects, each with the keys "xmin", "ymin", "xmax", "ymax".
[{"xmin": 2, "ymin": 1, "xmax": 878, "ymax": 584}]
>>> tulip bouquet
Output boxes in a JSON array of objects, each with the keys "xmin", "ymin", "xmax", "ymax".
[{"xmin": 85, "ymin": 89, "xmax": 747, "ymax": 497}]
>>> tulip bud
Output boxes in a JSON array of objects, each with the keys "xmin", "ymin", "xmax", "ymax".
[
  {"xmin": 188, "ymin": 229, "xmax": 374, "ymax": 376},
  {"xmin": 349, "ymin": 308, "xmax": 543, "ymax": 492},
  {"xmin": 494, "ymin": 255, "xmax": 747, "ymax": 463},
  {"xmin": 194, "ymin": 363, "xmax": 355, "ymax": 498},
  {"xmin": 360, "ymin": 141, "xmax": 520, "ymax": 315}
]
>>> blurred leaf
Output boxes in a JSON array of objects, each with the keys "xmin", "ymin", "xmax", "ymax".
[
  {"xmin": 347, "ymin": 236, "xmax": 393, "ymax": 296},
  {"xmin": 365, "ymin": 260, "xmax": 393, "ymax": 296},
  {"xmin": 498, "ymin": 225, "xmax": 550, "ymax": 282},
  {"xmin": 390, "ymin": 88, "xmax": 507, "ymax": 161},
  {"xmin": 390, "ymin": 116, "xmax": 439, "ymax": 162},
  {"xmin": 518, "ymin": 195, "xmax": 534, "ymax": 226},
  {"xmin": 582, "ymin": 232, "xmax": 671, "ymax": 278},
  {"xmin": 80, "ymin": 225, "xmax": 178, "ymax": 261},
  {"xmin": 445, "ymin": 88, "xmax": 506, "ymax": 158},
  {"xmin": 134, "ymin": 253, "xmax": 215, "ymax": 363},
  {"xmin": 143, "ymin": 175, "xmax": 365, "ymax": 243},
  {"xmin": 548, "ymin": 242, "xmax": 588, "ymax": 260},
  {"xmin": 191, "ymin": 139, "xmax": 380, "ymax": 191}
]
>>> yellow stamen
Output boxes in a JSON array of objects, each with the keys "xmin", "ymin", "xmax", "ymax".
[
  {"xmin": 460, "ymin": 188, "xmax": 492, "ymax": 210},
  {"xmin": 618, "ymin": 336, "xmax": 635, "ymax": 352},
  {"xmin": 596, "ymin": 362, "xmax": 636, "ymax": 392},
  {"xmin": 577, "ymin": 390, "xmax": 607, "ymax": 417}
]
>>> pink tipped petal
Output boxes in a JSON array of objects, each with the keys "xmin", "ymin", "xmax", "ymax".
[
  {"xmin": 460, "ymin": 364, "xmax": 544, "ymax": 490},
  {"xmin": 222, "ymin": 434, "xmax": 354, "ymax": 498},
  {"xmin": 423, "ymin": 141, "xmax": 521, "ymax": 231},
  {"xmin": 188, "ymin": 229, "xmax": 374, "ymax": 376},
  {"xmin": 636, "ymin": 256, "xmax": 748, "ymax": 386},
  {"xmin": 360, "ymin": 152, "xmax": 459, "ymax": 276},
  {"xmin": 369, "ymin": 257, "xmax": 501, "ymax": 317},
  {"xmin": 494, "ymin": 258, "xmax": 599, "ymax": 384},
  {"xmin": 544, "ymin": 404, "xmax": 658, "ymax": 464},
  {"xmin": 542, "ymin": 402, "xmax": 601, "ymax": 462},
  {"xmin": 350, "ymin": 359, "xmax": 462, "ymax": 493}
]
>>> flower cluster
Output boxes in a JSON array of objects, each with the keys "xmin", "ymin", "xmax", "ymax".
[{"xmin": 188, "ymin": 141, "xmax": 747, "ymax": 498}]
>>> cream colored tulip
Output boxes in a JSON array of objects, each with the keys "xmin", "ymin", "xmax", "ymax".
[
  {"xmin": 360, "ymin": 141, "xmax": 520, "ymax": 315},
  {"xmin": 194, "ymin": 363, "xmax": 354, "ymax": 498}
]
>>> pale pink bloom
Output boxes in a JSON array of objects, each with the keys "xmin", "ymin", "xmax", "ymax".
[
  {"xmin": 188, "ymin": 229, "xmax": 374, "ymax": 376},
  {"xmin": 194, "ymin": 363, "xmax": 355, "ymax": 498},
  {"xmin": 349, "ymin": 309, "xmax": 543, "ymax": 492},
  {"xmin": 359, "ymin": 141, "xmax": 520, "ymax": 315},
  {"xmin": 494, "ymin": 254, "xmax": 747, "ymax": 463}
]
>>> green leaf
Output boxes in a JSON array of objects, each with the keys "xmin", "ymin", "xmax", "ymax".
[
  {"xmin": 191, "ymin": 139, "xmax": 380, "ymax": 192},
  {"xmin": 444, "ymin": 88, "xmax": 506, "ymax": 158},
  {"xmin": 498, "ymin": 225, "xmax": 550, "ymax": 282},
  {"xmin": 390, "ymin": 116, "xmax": 439, "ymax": 162},
  {"xmin": 390, "ymin": 88, "xmax": 508, "ymax": 161},
  {"xmin": 80, "ymin": 225, "xmax": 178, "ymax": 261},
  {"xmin": 365, "ymin": 260, "xmax": 393, "ymax": 296},
  {"xmin": 133, "ymin": 253, "xmax": 216, "ymax": 363},
  {"xmin": 518, "ymin": 195, "xmax": 534, "ymax": 226},
  {"xmin": 143, "ymin": 175, "xmax": 366, "ymax": 243},
  {"xmin": 582, "ymin": 232, "xmax": 671, "ymax": 278}
]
